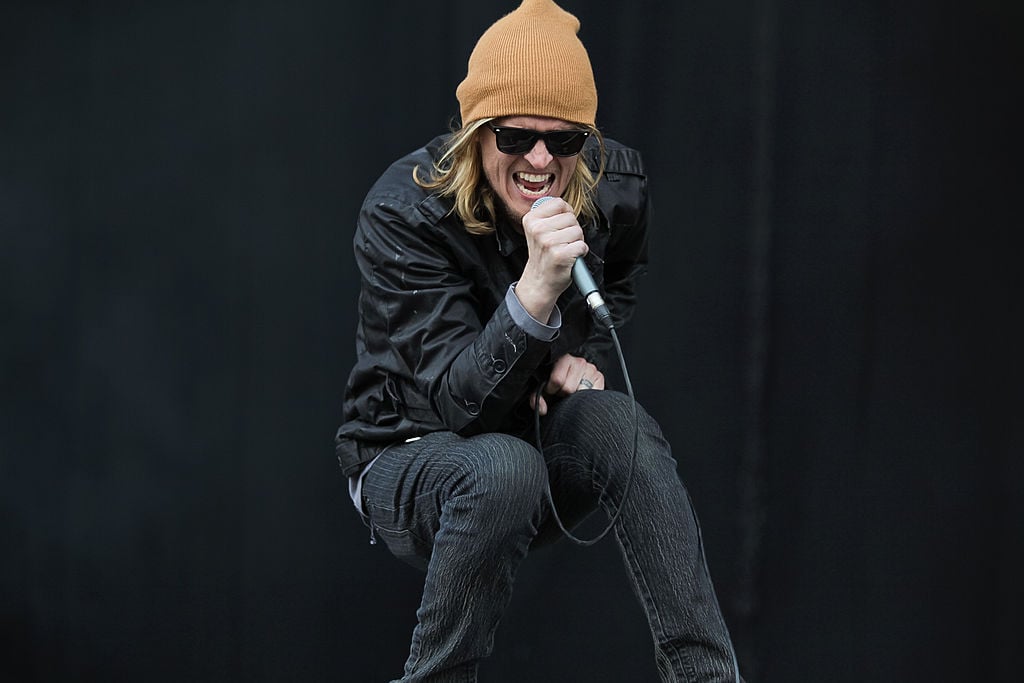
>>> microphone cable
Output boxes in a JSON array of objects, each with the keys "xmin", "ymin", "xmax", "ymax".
[
  {"xmin": 530, "ymin": 317, "xmax": 743, "ymax": 683},
  {"xmin": 531, "ymin": 322, "xmax": 639, "ymax": 547}
]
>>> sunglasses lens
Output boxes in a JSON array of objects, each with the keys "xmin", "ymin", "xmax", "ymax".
[
  {"xmin": 494, "ymin": 128, "xmax": 538, "ymax": 155},
  {"xmin": 545, "ymin": 131, "xmax": 588, "ymax": 156}
]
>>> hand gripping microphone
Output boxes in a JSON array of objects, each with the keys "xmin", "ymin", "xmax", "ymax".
[{"xmin": 531, "ymin": 196, "xmax": 614, "ymax": 329}]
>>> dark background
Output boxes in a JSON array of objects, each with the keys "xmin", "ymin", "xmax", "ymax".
[{"xmin": 2, "ymin": 1, "xmax": 1020, "ymax": 681}]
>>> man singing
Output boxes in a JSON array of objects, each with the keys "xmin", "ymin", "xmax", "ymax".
[{"xmin": 335, "ymin": 1, "xmax": 742, "ymax": 680}]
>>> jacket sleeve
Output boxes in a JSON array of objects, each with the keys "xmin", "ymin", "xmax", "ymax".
[{"xmin": 354, "ymin": 196, "xmax": 553, "ymax": 435}]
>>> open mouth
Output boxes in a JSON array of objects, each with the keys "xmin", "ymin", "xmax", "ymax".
[{"xmin": 514, "ymin": 172, "xmax": 554, "ymax": 199}]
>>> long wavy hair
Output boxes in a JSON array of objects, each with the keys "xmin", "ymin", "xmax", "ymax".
[{"xmin": 413, "ymin": 118, "xmax": 606, "ymax": 236}]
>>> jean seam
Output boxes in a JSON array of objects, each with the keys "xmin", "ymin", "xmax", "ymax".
[
  {"xmin": 617, "ymin": 520, "xmax": 703, "ymax": 683},
  {"xmin": 614, "ymin": 518, "xmax": 666, "ymax": 636},
  {"xmin": 555, "ymin": 436, "xmax": 683, "ymax": 678},
  {"xmin": 609, "ymin": 454, "xmax": 709, "ymax": 683}
]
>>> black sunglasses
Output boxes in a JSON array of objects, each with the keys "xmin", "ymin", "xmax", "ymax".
[{"xmin": 487, "ymin": 123, "xmax": 590, "ymax": 157}]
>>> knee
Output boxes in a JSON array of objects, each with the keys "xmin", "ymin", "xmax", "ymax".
[
  {"xmin": 450, "ymin": 433, "xmax": 548, "ymax": 519},
  {"xmin": 559, "ymin": 390, "xmax": 667, "ymax": 448},
  {"xmin": 554, "ymin": 390, "xmax": 679, "ymax": 479}
]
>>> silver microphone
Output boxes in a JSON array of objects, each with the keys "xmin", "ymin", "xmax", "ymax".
[{"xmin": 531, "ymin": 196, "xmax": 613, "ymax": 329}]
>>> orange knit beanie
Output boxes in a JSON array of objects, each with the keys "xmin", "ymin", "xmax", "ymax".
[{"xmin": 456, "ymin": 0, "xmax": 598, "ymax": 127}]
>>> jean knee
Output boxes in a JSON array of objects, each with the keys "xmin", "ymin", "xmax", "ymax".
[
  {"xmin": 453, "ymin": 433, "xmax": 548, "ymax": 520},
  {"xmin": 559, "ymin": 389, "xmax": 643, "ymax": 430},
  {"xmin": 553, "ymin": 390, "xmax": 678, "ymax": 479}
]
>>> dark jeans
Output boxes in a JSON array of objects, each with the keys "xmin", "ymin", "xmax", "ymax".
[{"xmin": 360, "ymin": 389, "xmax": 741, "ymax": 682}]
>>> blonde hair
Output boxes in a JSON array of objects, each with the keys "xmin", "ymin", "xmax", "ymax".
[{"xmin": 414, "ymin": 118, "xmax": 605, "ymax": 236}]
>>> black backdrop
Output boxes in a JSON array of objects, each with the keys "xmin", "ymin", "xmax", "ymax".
[{"xmin": 2, "ymin": 1, "xmax": 1021, "ymax": 681}]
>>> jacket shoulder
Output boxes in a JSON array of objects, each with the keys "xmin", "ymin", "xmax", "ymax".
[
  {"xmin": 591, "ymin": 137, "xmax": 646, "ymax": 177},
  {"xmin": 361, "ymin": 135, "xmax": 452, "ymax": 226},
  {"xmin": 590, "ymin": 138, "xmax": 649, "ymax": 231}
]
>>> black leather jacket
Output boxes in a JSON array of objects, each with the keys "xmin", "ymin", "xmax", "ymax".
[{"xmin": 335, "ymin": 134, "xmax": 650, "ymax": 476}]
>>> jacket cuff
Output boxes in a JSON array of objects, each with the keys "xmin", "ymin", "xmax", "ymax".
[{"xmin": 505, "ymin": 283, "xmax": 561, "ymax": 341}]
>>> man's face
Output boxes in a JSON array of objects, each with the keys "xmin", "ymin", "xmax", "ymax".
[{"xmin": 479, "ymin": 115, "xmax": 582, "ymax": 225}]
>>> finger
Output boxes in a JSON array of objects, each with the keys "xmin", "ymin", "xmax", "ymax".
[
  {"xmin": 523, "ymin": 206, "xmax": 575, "ymax": 240},
  {"xmin": 550, "ymin": 355, "xmax": 595, "ymax": 395},
  {"xmin": 567, "ymin": 358, "xmax": 604, "ymax": 393},
  {"xmin": 527, "ymin": 196, "xmax": 570, "ymax": 218},
  {"xmin": 575, "ymin": 371, "xmax": 605, "ymax": 391},
  {"xmin": 544, "ymin": 366, "xmax": 566, "ymax": 395},
  {"xmin": 530, "ymin": 221, "xmax": 584, "ymax": 249},
  {"xmin": 546, "ymin": 356, "xmax": 575, "ymax": 394},
  {"xmin": 532, "ymin": 389, "xmax": 548, "ymax": 417}
]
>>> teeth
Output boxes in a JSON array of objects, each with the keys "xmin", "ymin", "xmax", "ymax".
[
  {"xmin": 514, "ymin": 172, "xmax": 553, "ymax": 197},
  {"xmin": 515, "ymin": 181, "xmax": 552, "ymax": 197}
]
